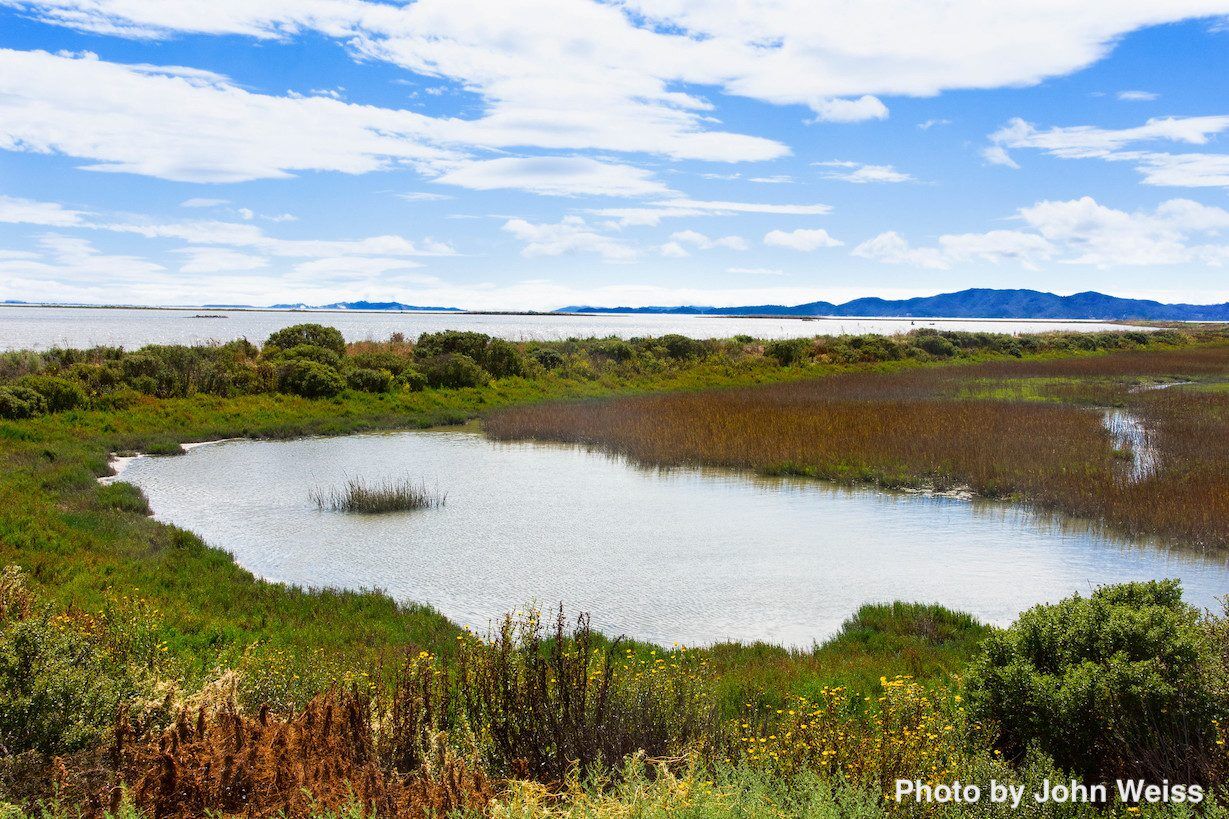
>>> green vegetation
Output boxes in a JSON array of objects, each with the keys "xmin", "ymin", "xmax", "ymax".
[
  {"xmin": 1, "ymin": 322, "xmax": 1228, "ymax": 815},
  {"xmin": 310, "ymin": 476, "xmax": 445, "ymax": 513}
]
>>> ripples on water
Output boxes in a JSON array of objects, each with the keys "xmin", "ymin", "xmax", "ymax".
[{"xmin": 112, "ymin": 431, "xmax": 1229, "ymax": 648}]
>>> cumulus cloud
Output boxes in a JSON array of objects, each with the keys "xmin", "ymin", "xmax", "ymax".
[
  {"xmin": 502, "ymin": 216, "xmax": 635, "ymax": 260},
  {"xmin": 763, "ymin": 228, "xmax": 843, "ymax": 251},
  {"xmin": 0, "ymin": 194, "xmax": 87, "ymax": 226},
  {"xmin": 854, "ymin": 196, "xmax": 1229, "ymax": 270},
  {"xmin": 985, "ymin": 115, "xmax": 1229, "ymax": 186},
  {"xmin": 3, "ymin": 0, "xmax": 1225, "ymax": 187},
  {"xmin": 432, "ymin": 156, "xmax": 672, "ymax": 198},
  {"xmin": 814, "ymin": 161, "xmax": 913, "ymax": 183},
  {"xmin": 669, "ymin": 229, "xmax": 748, "ymax": 251}
]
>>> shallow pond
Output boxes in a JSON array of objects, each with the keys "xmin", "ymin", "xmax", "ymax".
[{"xmin": 113, "ymin": 431, "xmax": 1229, "ymax": 648}]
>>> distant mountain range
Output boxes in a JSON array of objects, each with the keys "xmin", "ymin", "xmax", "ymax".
[{"xmin": 559, "ymin": 288, "xmax": 1229, "ymax": 321}]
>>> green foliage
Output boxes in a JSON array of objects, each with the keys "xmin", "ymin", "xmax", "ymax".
[
  {"xmin": 0, "ymin": 386, "xmax": 46, "ymax": 420},
  {"xmin": 413, "ymin": 330, "xmax": 491, "ymax": 362},
  {"xmin": 483, "ymin": 337, "xmax": 525, "ymax": 378},
  {"xmin": 270, "ymin": 343, "xmax": 343, "ymax": 369},
  {"xmin": 344, "ymin": 367, "xmax": 394, "ymax": 393},
  {"xmin": 914, "ymin": 331, "xmax": 958, "ymax": 357},
  {"xmin": 96, "ymin": 481, "xmax": 152, "ymax": 515},
  {"xmin": 279, "ymin": 360, "xmax": 346, "ymax": 398},
  {"xmin": 349, "ymin": 350, "xmax": 411, "ymax": 375},
  {"xmin": 589, "ymin": 339, "xmax": 635, "ymax": 363},
  {"xmin": 395, "ymin": 367, "xmax": 428, "ymax": 392},
  {"xmin": 764, "ymin": 338, "xmax": 811, "ymax": 366},
  {"xmin": 658, "ymin": 333, "xmax": 707, "ymax": 360},
  {"xmin": 264, "ymin": 323, "xmax": 347, "ymax": 355},
  {"xmin": 417, "ymin": 353, "xmax": 490, "ymax": 389},
  {"xmin": 14, "ymin": 375, "xmax": 87, "ymax": 412},
  {"xmin": 967, "ymin": 580, "xmax": 1227, "ymax": 782},
  {"xmin": 0, "ymin": 570, "xmax": 145, "ymax": 756},
  {"xmin": 531, "ymin": 348, "xmax": 565, "ymax": 369}
]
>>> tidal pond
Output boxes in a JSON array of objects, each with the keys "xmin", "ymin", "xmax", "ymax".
[{"xmin": 113, "ymin": 431, "xmax": 1229, "ymax": 648}]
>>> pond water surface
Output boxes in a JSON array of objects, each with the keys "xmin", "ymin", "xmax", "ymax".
[{"xmin": 113, "ymin": 431, "xmax": 1229, "ymax": 648}]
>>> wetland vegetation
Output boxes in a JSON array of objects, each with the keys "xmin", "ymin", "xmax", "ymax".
[{"xmin": 1, "ymin": 322, "xmax": 1228, "ymax": 816}]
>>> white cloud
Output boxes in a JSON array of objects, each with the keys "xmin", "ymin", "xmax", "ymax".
[
  {"xmin": 502, "ymin": 216, "xmax": 635, "ymax": 260},
  {"xmin": 398, "ymin": 191, "xmax": 453, "ymax": 201},
  {"xmin": 749, "ymin": 175, "xmax": 793, "ymax": 184},
  {"xmin": 918, "ymin": 118, "xmax": 951, "ymax": 130},
  {"xmin": 1117, "ymin": 90, "xmax": 1159, "ymax": 101},
  {"xmin": 763, "ymin": 228, "xmax": 843, "ymax": 251},
  {"xmin": 855, "ymin": 196, "xmax": 1229, "ymax": 270},
  {"xmin": 593, "ymin": 198, "xmax": 832, "ymax": 226},
  {"xmin": 726, "ymin": 266, "xmax": 785, "ymax": 276},
  {"xmin": 5, "ymin": 0, "xmax": 1226, "ymax": 186},
  {"xmin": 174, "ymin": 247, "xmax": 268, "ymax": 273},
  {"xmin": 660, "ymin": 241, "xmax": 689, "ymax": 258},
  {"xmin": 0, "ymin": 194, "xmax": 87, "ymax": 226},
  {"xmin": 179, "ymin": 197, "xmax": 228, "ymax": 208},
  {"xmin": 852, "ymin": 231, "xmax": 950, "ymax": 269},
  {"xmin": 985, "ymin": 115, "xmax": 1229, "ymax": 186},
  {"xmin": 807, "ymin": 96, "xmax": 889, "ymax": 123},
  {"xmin": 815, "ymin": 161, "xmax": 913, "ymax": 183},
  {"xmin": 669, "ymin": 229, "xmax": 748, "ymax": 251},
  {"xmin": 432, "ymin": 156, "xmax": 672, "ymax": 198}
]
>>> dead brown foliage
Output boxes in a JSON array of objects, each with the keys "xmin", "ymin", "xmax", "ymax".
[{"xmin": 113, "ymin": 691, "xmax": 492, "ymax": 818}]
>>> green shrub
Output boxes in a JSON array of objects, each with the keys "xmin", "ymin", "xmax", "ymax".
[
  {"xmin": 589, "ymin": 339, "xmax": 634, "ymax": 363},
  {"xmin": 484, "ymin": 338, "xmax": 526, "ymax": 378},
  {"xmin": 0, "ymin": 571, "xmax": 143, "ymax": 756},
  {"xmin": 658, "ymin": 334, "xmax": 706, "ymax": 360},
  {"xmin": 15, "ymin": 375, "xmax": 87, "ymax": 412},
  {"xmin": 0, "ymin": 386, "xmax": 47, "ymax": 420},
  {"xmin": 96, "ymin": 481, "xmax": 152, "ymax": 515},
  {"xmin": 531, "ymin": 348, "xmax": 565, "ymax": 369},
  {"xmin": 345, "ymin": 367, "xmax": 394, "ymax": 393},
  {"xmin": 350, "ymin": 351, "xmax": 411, "ymax": 375},
  {"xmin": 395, "ymin": 367, "xmax": 429, "ymax": 392},
  {"xmin": 764, "ymin": 338, "xmax": 811, "ymax": 366},
  {"xmin": 268, "ymin": 343, "xmax": 342, "ymax": 369},
  {"xmin": 913, "ymin": 333, "xmax": 958, "ymax": 358},
  {"xmin": 967, "ymin": 580, "xmax": 1226, "ymax": 783},
  {"xmin": 413, "ymin": 330, "xmax": 492, "ymax": 362},
  {"xmin": 417, "ymin": 353, "xmax": 490, "ymax": 389},
  {"xmin": 264, "ymin": 323, "xmax": 346, "ymax": 356},
  {"xmin": 279, "ymin": 360, "xmax": 345, "ymax": 398}
]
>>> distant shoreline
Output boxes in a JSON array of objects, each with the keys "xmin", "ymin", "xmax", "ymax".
[{"xmin": 0, "ymin": 302, "xmax": 1145, "ymax": 325}]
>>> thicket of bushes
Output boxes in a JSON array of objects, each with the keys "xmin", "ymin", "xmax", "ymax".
[{"xmin": 0, "ymin": 323, "xmax": 1214, "ymax": 421}]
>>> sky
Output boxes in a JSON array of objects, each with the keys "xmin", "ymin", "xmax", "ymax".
[{"xmin": 2, "ymin": 2, "xmax": 1229, "ymax": 310}]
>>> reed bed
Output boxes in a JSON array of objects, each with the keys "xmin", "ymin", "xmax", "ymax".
[
  {"xmin": 487, "ymin": 344, "xmax": 1229, "ymax": 548},
  {"xmin": 310, "ymin": 477, "xmax": 445, "ymax": 514}
]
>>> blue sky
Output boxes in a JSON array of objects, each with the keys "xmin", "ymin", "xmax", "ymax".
[{"xmin": 1, "ymin": 2, "xmax": 1229, "ymax": 310}]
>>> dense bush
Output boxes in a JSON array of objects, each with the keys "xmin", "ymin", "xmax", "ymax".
[
  {"xmin": 268, "ymin": 343, "xmax": 342, "ymax": 369},
  {"xmin": 264, "ymin": 323, "xmax": 346, "ymax": 356},
  {"xmin": 914, "ymin": 331, "xmax": 958, "ymax": 357},
  {"xmin": 0, "ymin": 567, "xmax": 145, "ymax": 756},
  {"xmin": 658, "ymin": 333, "xmax": 706, "ymax": 360},
  {"xmin": 589, "ymin": 339, "xmax": 634, "ymax": 363},
  {"xmin": 483, "ymin": 338, "xmax": 525, "ymax": 378},
  {"xmin": 967, "ymin": 580, "xmax": 1227, "ymax": 783},
  {"xmin": 14, "ymin": 375, "xmax": 87, "ymax": 412},
  {"xmin": 344, "ymin": 367, "xmax": 394, "ymax": 393},
  {"xmin": 279, "ymin": 360, "xmax": 345, "ymax": 398},
  {"xmin": 414, "ymin": 330, "xmax": 492, "ymax": 362},
  {"xmin": 417, "ymin": 353, "xmax": 490, "ymax": 389},
  {"xmin": 764, "ymin": 338, "xmax": 811, "ymax": 365},
  {"xmin": 0, "ymin": 386, "xmax": 47, "ymax": 419},
  {"xmin": 395, "ymin": 367, "xmax": 428, "ymax": 392},
  {"xmin": 350, "ymin": 350, "xmax": 411, "ymax": 375},
  {"xmin": 531, "ymin": 348, "xmax": 565, "ymax": 369}
]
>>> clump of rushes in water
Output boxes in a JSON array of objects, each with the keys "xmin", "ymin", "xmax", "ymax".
[{"xmin": 310, "ymin": 477, "xmax": 445, "ymax": 513}]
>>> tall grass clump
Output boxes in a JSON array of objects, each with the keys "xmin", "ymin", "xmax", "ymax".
[{"xmin": 310, "ymin": 477, "xmax": 445, "ymax": 513}]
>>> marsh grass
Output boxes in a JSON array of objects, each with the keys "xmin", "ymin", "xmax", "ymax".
[{"xmin": 310, "ymin": 476, "xmax": 446, "ymax": 513}]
